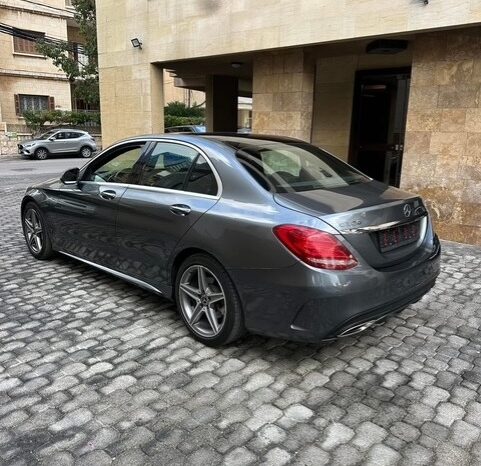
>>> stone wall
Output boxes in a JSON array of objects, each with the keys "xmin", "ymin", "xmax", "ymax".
[
  {"xmin": 402, "ymin": 27, "xmax": 481, "ymax": 245},
  {"xmin": 252, "ymin": 50, "xmax": 314, "ymax": 141},
  {"xmin": 0, "ymin": 135, "xmax": 27, "ymax": 156}
]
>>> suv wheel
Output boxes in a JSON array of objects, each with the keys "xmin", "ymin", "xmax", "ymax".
[
  {"xmin": 22, "ymin": 202, "xmax": 54, "ymax": 260},
  {"xmin": 80, "ymin": 146, "xmax": 93, "ymax": 158},
  {"xmin": 34, "ymin": 148, "xmax": 48, "ymax": 160},
  {"xmin": 175, "ymin": 254, "xmax": 245, "ymax": 347}
]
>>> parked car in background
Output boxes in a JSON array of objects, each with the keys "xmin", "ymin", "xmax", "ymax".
[
  {"xmin": 165, "ymin": 125, "xmax": 206, "ymax": 134},
  {"xmin": 21, "ymin": 134, "xmax": 440, "ymax": 346},
  {"xmin": 18, "ymin": 129, "xmax": 97, "ymax": 160}
]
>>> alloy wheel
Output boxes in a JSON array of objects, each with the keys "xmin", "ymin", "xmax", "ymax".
[
  {"xmin": 24, "ymin": 209, "xmax": 43, "ymax": 254},
  {"xmin": 81, "ymin": 147, "xmax": 92, "ymax": 158},
  {"xmin": 179, "ymin": 265, "xmax": 226, "ymax": 337},
  {"xmin": 36, "ymin": 149, "xmax": 48, "ymax": 160}
]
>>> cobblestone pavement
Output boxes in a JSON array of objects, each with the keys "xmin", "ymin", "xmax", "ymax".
[{"xmin": 1, "ymin": 171, "xmax": 481, "ymax": 466}]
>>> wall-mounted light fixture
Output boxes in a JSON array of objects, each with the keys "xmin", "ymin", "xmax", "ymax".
[
  {"xmin": 131, "ymin": 38, "xmax": 143, "ymax": 50},
  {"xmin": 231, "ymin": 62, "xmax": 243, "ymax": 69}
]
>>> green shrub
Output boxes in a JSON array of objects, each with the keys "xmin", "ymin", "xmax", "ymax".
[
  {"xmin": 22, "ymin": 110, "xmax": 101, "ymax": 134},
  {"xmin": 164, "ymin": 115, "xmax": 205, "ymax": 128},
  {"xmin": 165, "ymin": 101, "xmax": 204, "ymax": 118}
]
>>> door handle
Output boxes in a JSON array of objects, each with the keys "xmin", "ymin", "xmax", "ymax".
[
  {"xmin": 99, "ymin": 189, "xmax": 117, "ymax": 200},
  {"xmin": 170, "ymin": 204, "xmax": 191, "ymax": 216}
]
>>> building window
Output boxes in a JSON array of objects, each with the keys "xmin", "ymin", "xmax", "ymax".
[
  {"xmin": 14, "ymin": 95, "xmax": 55, "ymax": 115},
  {"xmin": 13, "ymin": 29, "xmax": 45, "ymax": 55},
  {"xmin": 71, "ymin": 43, "xmax": 89, "ymax": 68}
]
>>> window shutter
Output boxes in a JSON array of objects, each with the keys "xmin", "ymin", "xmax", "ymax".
[
  {"xmin": 48, "ymin": 96, "xmax": 55, "ymax": 110},
  {"xmin": 14, "ymin": 94, "xmax": 20, "ymax": 115}
]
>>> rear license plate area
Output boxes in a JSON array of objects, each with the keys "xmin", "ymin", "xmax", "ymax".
[{"xmin": 378, "ymin": 220, "xmax": 420, "ymax": 253}]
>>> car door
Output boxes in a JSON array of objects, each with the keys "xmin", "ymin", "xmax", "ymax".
[
  {"xmin": 48, "ymin": 131, "xmax": 70, "ymax": 154},
  {"xmin": 114, "ymin": 140, "xmax": 220, "ymax": 290},
  {"xmin": 47, "ymin": 141, "xmax": 148, "ymax": 268},
  {"xmin": 65, "ymin": 131, "xmax": 82, "ymax": 152}
]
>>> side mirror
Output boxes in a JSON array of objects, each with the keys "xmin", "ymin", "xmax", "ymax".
[
  {"xmin": 48, "ymin": 137, "xmax": 55, "ymax": 141},
  {"xmin": 61, "ymin": 167, "xmax": 80, "ymax": 185}
]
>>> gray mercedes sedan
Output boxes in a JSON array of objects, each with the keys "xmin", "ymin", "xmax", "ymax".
[{"xmin": 21, "ymin": 134, "xmax": 441, "ymax": 346}]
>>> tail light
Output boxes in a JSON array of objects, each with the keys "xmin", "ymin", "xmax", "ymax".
[{"xmin": 273, "ymin": 224, "xmax": 358, "ymax": 270}]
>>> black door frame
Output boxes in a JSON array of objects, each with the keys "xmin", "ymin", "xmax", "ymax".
[{"xmin": 348, "ymin": 67, "xmax": 411, "ymax": 186}]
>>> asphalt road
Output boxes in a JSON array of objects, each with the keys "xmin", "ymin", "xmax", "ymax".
[
  {"xmin": 0, "ymin": 156, "xmax": 86, "ymax": 178},
  {"xmin": 2, "ymin": 160, "xmax": 481, "ymax": 465}
]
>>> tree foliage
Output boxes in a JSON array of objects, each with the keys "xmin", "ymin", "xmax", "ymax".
[
  {"xmin": 23, "ymin": 110, "xmax": 100, "ymax": 134},
  {"xmin": 36, "ymin": 0, "xmax": 98, "ymax": 105}
]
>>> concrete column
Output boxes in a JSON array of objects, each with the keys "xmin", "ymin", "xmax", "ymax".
[
  {"xmin": 311, "ymin": 56, "xmax": 357, "ymax": 161},
  {"xmin": 252, "ymin": 49, "xmax": 314, "ymax": 141},
  {"xmin": 205, "ymin": 75, "xmax": 238, "ymax": 132},
  {"xmin": 99, "ymin": 62, "xmax": 164, "ymax": 146},
  {"xmin": 150, "ymin": 64, "xmax": 165, "ymax": 134}
]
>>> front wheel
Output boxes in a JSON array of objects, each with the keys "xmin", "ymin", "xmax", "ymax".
[
  {"xmin": 175, "ymin": 254, "xmax": 245, "ymax": 347},
  {"xmin": 22, "ymin": 202, "xmax": 54, "ymax": 260},
  {"xmin": 34, "ymin": 148, "xmax": 48, "ymax": 160},
  {"xmin": 80, "ymin": 146, "xmax": 93, "ymax": 158}
]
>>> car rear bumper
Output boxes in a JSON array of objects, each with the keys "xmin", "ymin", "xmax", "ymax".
[{"xmin": 229, "ymin": 239, "xmax": 441, "ymax": 343}]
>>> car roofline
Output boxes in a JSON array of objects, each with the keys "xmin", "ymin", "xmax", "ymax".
[{"xmin": 112, "ymin": 133, "xmax": 306, "ymax": 145}]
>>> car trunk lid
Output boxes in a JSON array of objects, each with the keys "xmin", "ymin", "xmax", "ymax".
[{"xmin": 274, "ymin": 180, "xmax": 428, "ymax": 268}]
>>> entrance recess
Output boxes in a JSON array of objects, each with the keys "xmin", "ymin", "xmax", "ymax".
[{"xmin": 349, "ymin": 68, "xmax": 411, "ymax": 187}]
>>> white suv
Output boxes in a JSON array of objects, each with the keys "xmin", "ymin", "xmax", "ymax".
[{"xmin": 18, "ymin": 129, "xmax": 97, "ymax": 160}]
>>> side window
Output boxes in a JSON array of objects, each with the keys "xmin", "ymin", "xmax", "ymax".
[
  {"xmin": 139, "ymin": 142, "xmax": 198, "ymax": 190},
  {"xmin": 85, "ymin": 145, "xmax": 144, "ymax": 184},
  {"xmin": 184, "ymin": 155, "xmax": 218, "ymax": 196},
  {"xmin": 68, "ymin": 132, "xmax": 81, "ymax": 139},
  {"xmin": 54, "ymin": 132, "xmax": 65, "ymax": 140}
]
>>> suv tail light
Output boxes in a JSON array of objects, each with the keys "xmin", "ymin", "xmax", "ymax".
[{"xmin": 273, "ymin": 224, "xmax": 358, "ymax": 270}]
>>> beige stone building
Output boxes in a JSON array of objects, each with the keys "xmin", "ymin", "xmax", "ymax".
[
  {"xmin": 163, "ymin": 70, "xmax": 252, "ymax": 129},
  {"xmin": 97, "ymin": 0, "xmax": 481, "ymax": 245},
  {"xmin": 0, "ymin": 0, "xmax": 77, "ymax": 133}
]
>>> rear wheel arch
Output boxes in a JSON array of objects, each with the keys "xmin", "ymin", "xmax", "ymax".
[{"xmin": 171, "ymin": 247, "xmax": 222, "ymax": 287}]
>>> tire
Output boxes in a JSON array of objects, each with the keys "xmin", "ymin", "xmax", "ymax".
[
  {"xmin": 22, "ymin": 202, "xmax": 54, "ymax": 260},
  {"xmin": 175, "ymin": 253, "xmax": 245, "ymax": 347},
  {"xmin": 34, "ymin": 148, "xmax": 49, "ymax": 160},
  {"xmin": 80, "ymin": 146, "xmax": 93, "ymax": 158}
]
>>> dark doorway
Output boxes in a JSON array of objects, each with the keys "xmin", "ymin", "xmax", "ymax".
[{"xmin": 349, "ymin": 68, "xmax": 411, "ymax": 187}]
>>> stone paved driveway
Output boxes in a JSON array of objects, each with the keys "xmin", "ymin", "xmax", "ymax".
[{"xmin": 1, "ymin": 170, "xmax": 481, "ymax": 466}]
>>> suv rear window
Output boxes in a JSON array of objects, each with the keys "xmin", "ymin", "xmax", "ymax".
[{"xmin": 235, "ymin": 142, "xmax": 369, "ymax": 193}]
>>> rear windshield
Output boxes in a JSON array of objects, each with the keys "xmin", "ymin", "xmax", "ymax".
[{"xmin": 235, "ymin": 142, "xmax": 370, "ymax": 193}]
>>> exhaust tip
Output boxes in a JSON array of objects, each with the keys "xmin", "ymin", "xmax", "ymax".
[{"xmin": 337, "ymin": 320, "xmax": 376, "ymax": 338}]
